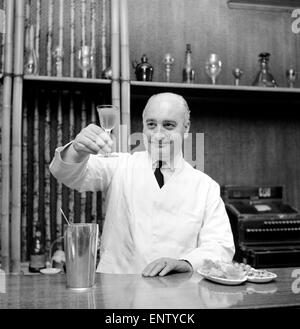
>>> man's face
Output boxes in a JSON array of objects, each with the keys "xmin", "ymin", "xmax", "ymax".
[{"xmin": 142, "ymin": 96, "xmax": 190, "ymax": 162}]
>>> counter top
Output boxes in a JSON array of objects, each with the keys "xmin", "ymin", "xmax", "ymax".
[{"xmin": 0, "ymin": 267, "xmax": 299, "ymax": 309}]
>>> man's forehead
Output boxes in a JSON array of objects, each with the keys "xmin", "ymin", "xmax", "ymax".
[
  {"xmin": 150, "ymin": 95, "xmax": 182, "ymax": 107},
  {"xmin": 145, "ymin": 96, "xmax": 184, "ymax": 117}
]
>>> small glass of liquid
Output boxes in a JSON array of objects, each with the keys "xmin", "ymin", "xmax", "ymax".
[{"xmin": 96, "ymin": 104, "xmax": 118, "ymax": 157}]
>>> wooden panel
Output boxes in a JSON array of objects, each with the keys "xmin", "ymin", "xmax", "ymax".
[
  {"xmin": 128, "ymin": 0, "xmax": 299, "ymax": 88},
  {"xmin": 131, "ymin": 86, "xmax": 300, "ymax": 211}
]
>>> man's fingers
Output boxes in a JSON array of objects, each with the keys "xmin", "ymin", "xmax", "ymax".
[
  {"xmin": 73, "ymin": 137, "xmax": 99, "ymax": 154},
  {"xmin": 143, "ymin": 261, "xmax": 167, "ymax": 277},
  {"xmin": 158, "ymin": 263, "xmax": 173, "ymax": 277},
  {"xmin": 87, "ymin": 123, "xmax": 104, "ymax": 135},
  {"xmin": 99, "ymin": 130, "xmax": 113, "ymax": 146}
]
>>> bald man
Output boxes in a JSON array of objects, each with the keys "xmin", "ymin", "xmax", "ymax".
[{"xmin": 49, "ymin": 92, "xmax": 235, "ymax": 276}]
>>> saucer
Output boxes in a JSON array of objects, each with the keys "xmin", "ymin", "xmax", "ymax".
[{"xmin": 40, "ymin": 268, "xmax": 62, "ymax": 275}]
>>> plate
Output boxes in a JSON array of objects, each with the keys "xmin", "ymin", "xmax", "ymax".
[
  {"xmin": 247, "ymin": 272, "xmax": 277, "ymax": 283},
  {"xmin": 197, "ymin": 270, "xmax": 248, "ymax": 286},
  {"xmin": 40, "ymin": 268, "xmax": 61, "ymax": 275}
]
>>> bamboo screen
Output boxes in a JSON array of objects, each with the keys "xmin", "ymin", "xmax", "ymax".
[
  {"xmin": 0, "ymin": 0, "xmax": 5, "ymax": 259},
  {"xmin": 19, "ymin": 0, "xmax": 111, "ymax": 261}
]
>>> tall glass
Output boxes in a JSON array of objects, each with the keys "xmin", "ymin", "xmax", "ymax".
[
  {"xmin": 96, "ymin": 105, "xmax": 118, "ymax": 157},
  {"xmin": 64, "ymin": 223, "xmax": 99, "ymax": 291}
]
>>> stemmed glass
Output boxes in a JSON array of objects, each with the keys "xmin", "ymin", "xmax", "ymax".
[
  {"xmin": 205, "ymin": 53, "xmax": 222, "ymax": 85},
  {"xmin": 286, "ymin": 68, "xmax": 297, "ymax": 88},
  {"xmin": 96, "ymin": 105, "xmax": 118, "ymax": 157},
  {"xmin": 77, "ymin": 45, "xmax": 94, "ymax": 78}
]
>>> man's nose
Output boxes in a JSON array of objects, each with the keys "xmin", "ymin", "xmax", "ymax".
[{"xmin": 152, "ymin": 126, "xmax": 167, "ymax": 141}]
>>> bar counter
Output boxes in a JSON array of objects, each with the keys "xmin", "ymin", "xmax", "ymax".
[{"xmin": 0, "ymin": 267, "xmax": 300, "ymax": 309}]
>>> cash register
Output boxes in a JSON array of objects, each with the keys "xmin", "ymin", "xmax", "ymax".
[{"xmin": 221, "ymin": 185, "xmax": 300, "ymax": 268}]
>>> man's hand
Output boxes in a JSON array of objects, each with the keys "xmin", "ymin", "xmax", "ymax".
[
  {"xmin": 61, "ymin": 124, "xmax": 113, "ymax": 163},
  {"xmin": 142, "ymin": 258, "xmax": 193, "ymax": 277}
]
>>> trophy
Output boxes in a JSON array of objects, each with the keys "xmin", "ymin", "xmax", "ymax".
[
  {"xmin": 52, "ymin": 46, "xmax": 64, "ymax": 77},
  {"xmin": 205, "ymin": 53, "xmax": 222, "ymax": 85},
  {"xmin": 232, "ymin": 68, "xmax": 243, "ymax": 86},
  {"xmin": 163, "ymin": 53, "xmax": 174, "ymax": 83},
  {"xmin": 77, "ymin": 45, "xmax": 94, "ymax": 79},
  {"xmin": 286, "ymin": 68, "xmax": 297, "ymax": 88}
]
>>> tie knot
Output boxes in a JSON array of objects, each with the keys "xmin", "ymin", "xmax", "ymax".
[{"xmin": 157, "ymin": 160, "xmax": 163, "ymax": 169}]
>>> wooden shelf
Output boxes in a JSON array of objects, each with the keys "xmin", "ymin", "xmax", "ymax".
[
  {"xmin": 24, "ymin": 75, "xmax": 111, "ymax": 85},
  {"xmin": 227, "ymin": 0, "xmax": 300, "ymax": 12},
  {"xmin": 22, "ymin": 76, "xmax": 300, "ymax": 95},
  {"xmin": 131, "ymin": 80, "xmax": 300, "ymax": 94}
]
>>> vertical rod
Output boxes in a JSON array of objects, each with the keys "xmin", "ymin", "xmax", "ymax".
[
  {"xmin": 57, "ymin": 0, "xmax": 63, "ymax": 77},
  {"xmin": 46, "ymin": 0, "xmax": 53, "ymax": 76},
  {"xmin": 70, "ymin": 0, "xmax": 75, "ymax": 77},
  {"xmin": 81, "ymin": 0, "xmax": 86, "ymax": 47},
  {"xmin": 101, "ymin": 0, "xmax": 107, "ymax": 71},
  {"xmin": 90, "ymin": 0, "xmax": 96, "ymax": 78},
  {"xmin": 34, "ymin": 0, "xmax": 40, "ymax": 74},
  {"xmin": 120, "ymin": 0, "xmax": 130, "ymax": 153},
  {"xmin": 11, "ymin": 0, "xmax": 25, "ymax": 274},
  {"xmin": 1, "ymin": 0, "xmax": 14, "ymax": 273},
  {"xmin": 111, "ymin": 0, "xmax": 120, "ymax": 151},
  {"xmin": 0, "ymin": 0, "xmax": 6, "ymax": 75}
]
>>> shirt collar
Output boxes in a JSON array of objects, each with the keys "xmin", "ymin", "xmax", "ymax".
[{"xmin": 149, "ymin": 151, "xmax": 184, "ymax": 171}]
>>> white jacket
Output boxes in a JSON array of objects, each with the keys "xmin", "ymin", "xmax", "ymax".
[{"xmin": 49, "ymin": 148, "xmax": 235, "ymax": 274}]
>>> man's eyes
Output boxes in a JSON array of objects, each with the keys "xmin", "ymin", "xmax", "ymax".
[
  {"xmin": 163, "ymin": 122, "xmax": 176, "ymax": 129},
  {"xmin": 146, "ymin": 122, "xmax": 176, "ymax": 129},
  {"xmin": 147, "ymin": 122, "xmax": 156, "ymax": 129}
]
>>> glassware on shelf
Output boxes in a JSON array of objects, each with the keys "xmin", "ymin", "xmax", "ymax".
[
  {"xmin": 132, "ymin": 54, "xmax": 154, "ymax": 81},
  {"xmin": 205, "ymin": 53, "xmax": 222, "ymax": 85},
  {"xmin": 182, "ymin": 44, "xmax": 195, "ymax": 83},
  {"xmin": 24, "ymin": 24, "xmax": 38, "ymax": 75},
  {"xmin": 96, "ymin": 105, "xmax": 119, "ymax": 157},
  {"xmin": 24, "ymin": 47, "xmax": 39, "ymax": 75},
  {"xmin": 163, "ymin": 53, "xmax": 175, "ymax": 83},
  {"xmin": 52, "ymin": 46, "xmax": 64, "ymax": 77},
  {"xmin": 232, "ymin": 67, "xmax": 243, "ymax": 86},
  {"xmin": 101, "ymin": 66, "xmax": 112, "ymax": 79},
  {"xmin": 252, "ymin": 52, "xmax": 277, "ymax": 87},
  {"xmin": 77, "ymin": 45, "xmax": 94, "ymax": 78},
  {"xmin": 286, "ymin": 68, "xmax": 297, "ymax": 88}
]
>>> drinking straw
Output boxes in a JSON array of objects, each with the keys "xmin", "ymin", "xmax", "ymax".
[{"xmin": 60, "ymin": 208, "xmax": 71, "ymax": 226}]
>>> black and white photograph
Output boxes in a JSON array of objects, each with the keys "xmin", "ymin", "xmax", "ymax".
[{"xmin": 0, "ymin": 0, "xmax": 300, "ymax": 321}]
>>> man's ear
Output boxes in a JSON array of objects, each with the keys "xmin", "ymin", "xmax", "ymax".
[{"xmin": 184, "ymin": 121, "xmax": 190, "ymax": 140}]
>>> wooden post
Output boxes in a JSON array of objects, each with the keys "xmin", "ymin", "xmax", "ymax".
[
  {"xmin": 120, "ymin": 0, "xmax": 130, "ymax": 153},
  {"xmin": 1, "ymin": 0, "xmax": 14, "ymax": 273},
  {"xmin": 11, "ymin": 0, "xmax": 25, "ymax": 274},
  {"xmin": 101, "ymin": 0, "xmax": 107, "ymax": 72},
  {"xmin": 111, "ymin": 0, "xmax": 121, "ymax": 152},
  {"xmin": 46, "ymin": 0, "xmax": 53, "ymax": 76}
]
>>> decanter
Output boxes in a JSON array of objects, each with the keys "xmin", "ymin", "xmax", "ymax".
[
  {"xmin": 182, "ymin": 44, "xmax": 195, "ymax": 83},
  {"xmin": 252, "ymin": 52, "xmax": 277, "ymax": 87},
  {"xmin": 132, "ymin": 54, "xmax": 154, "ymax": 81}
]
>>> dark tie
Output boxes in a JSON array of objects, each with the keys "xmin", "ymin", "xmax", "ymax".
[{"xmin": 154, "ymin": 161, "xmax": 164, "ymax": 188}]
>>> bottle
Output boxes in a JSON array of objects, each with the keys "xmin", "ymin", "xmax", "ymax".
[
  {"xmin": 29, "ymin": 222, "xmax": 46, "ymax": 273},
  {"xmin": 252, "ymin": 52, "xmax": 277, "ymax": 87},
  {"xmin": 182, "ymin": 44, "xmax": 195, "ymax": 83},
  {"xmin": 24, "ymin": 24, "xmax": 38, "ymax": 75}
]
